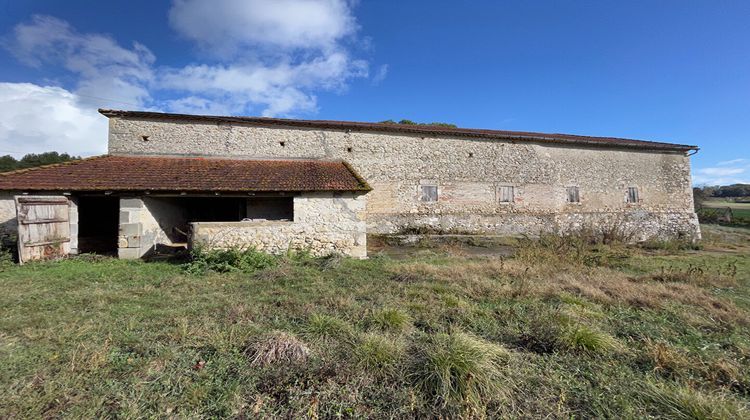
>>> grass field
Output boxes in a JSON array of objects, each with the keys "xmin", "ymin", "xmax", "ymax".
[
  {"xmin": 1, "ymin": 225, "xmax": 749, "ymax": 418},
  {"xmin": 702, "ymin": 200, "xmax": 750, "ymax": 219}
]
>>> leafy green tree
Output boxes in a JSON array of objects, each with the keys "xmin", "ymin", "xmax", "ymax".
[
  {"xmin": 378, "ymin": 119, "xmax": 457, "ymax": 128},
  {"xmin": 0, "ymin": 152, "xmax": 80, "ymax": 173}
]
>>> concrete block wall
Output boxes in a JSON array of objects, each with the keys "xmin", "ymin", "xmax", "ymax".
[{"xmin": 118, "ymin": 197, "xmax": 187, "ymax": 259}]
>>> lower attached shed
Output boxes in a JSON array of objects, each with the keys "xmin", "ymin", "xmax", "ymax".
[{"xmin": 0, "ymin": 155, "xmax": 370, "ymax": 263}]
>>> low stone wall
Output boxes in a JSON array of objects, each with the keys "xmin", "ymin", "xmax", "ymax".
[
  {"xmin": 190, "ymin": 192, "xmax": 368, "ymax": 258},
  {"xmin": 190, "ymin": 220, "xmax": 365, "ymax": 257}
]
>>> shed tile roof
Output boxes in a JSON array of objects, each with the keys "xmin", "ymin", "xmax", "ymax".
[
  {"xmin": 0, "ymin": 155, "xmax": 371, "ymax": 192},
  {"xmin": 100, "ymin": 109, "xmax": 698, "ymax": 152}
]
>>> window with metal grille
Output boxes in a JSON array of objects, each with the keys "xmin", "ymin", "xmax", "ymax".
[
  {"xmin": 420, "ymin": 185, "xmax": 438, "ymax": 202},
  {"xmin": 626, "ymin": 187, "xmax": 639, "ymax": 203},
  {"xmin": 566, "ymin": 186, "xmax": 580, "ymax": 203},
  {"xmin": 498, "ymin": 185, "xmax": 515, "ymax": 203}
]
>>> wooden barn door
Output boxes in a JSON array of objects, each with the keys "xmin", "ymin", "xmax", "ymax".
[{"xmin": 15, "ymin": 196, "xmax": 71, "ymax": 264}]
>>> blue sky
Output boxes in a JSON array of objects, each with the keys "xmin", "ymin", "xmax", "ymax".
[{"xmin": 0, "ymin": 1, "xmax": 748, "ymax": 185}]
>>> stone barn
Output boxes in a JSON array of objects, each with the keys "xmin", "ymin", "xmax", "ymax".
[{"xmin": 0, "ymin": 109, "xmax": 700, "ymax": 262}]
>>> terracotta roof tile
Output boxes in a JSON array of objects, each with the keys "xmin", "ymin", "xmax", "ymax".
[
  {"xmin": 0, "ymin": 155, "xmax": 371, "ymax": 192},
  {"xmin": 100, "ymin": 109, "xmax": 698, "ymax": 152}
]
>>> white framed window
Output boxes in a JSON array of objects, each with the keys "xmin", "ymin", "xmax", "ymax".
[
  {"xmin": 626, "ymin": 187, "xmax": 639, "ymax": 203},
  {"xmin": 420, "ymin": 185, "xmax": 438, "ymax": 203},
  {"xmin": 566, "ymin": 186, "xmax": 580, "ymax": 203},
  {"xmin": 498, "ymin": 185, "xmax": 515, "ymax": 203}
]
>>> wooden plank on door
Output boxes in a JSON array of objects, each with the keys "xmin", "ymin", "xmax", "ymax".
[{"xmin": 15, "ymin": 196, "xmax": 71, "ymax": 264}]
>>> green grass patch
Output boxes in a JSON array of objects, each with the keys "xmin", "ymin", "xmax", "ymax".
[{"xmin": 1, "ymin": 226, "xmax": 749, "ymax": 417}]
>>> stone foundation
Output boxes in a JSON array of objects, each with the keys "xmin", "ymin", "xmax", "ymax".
[{"xmin": 370, "ymin": 210, "xmax": 700, "ymax": 242}]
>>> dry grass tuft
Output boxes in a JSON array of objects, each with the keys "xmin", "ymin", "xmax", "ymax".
[
  {"xmin": 645, "ymin": 339, "xmax": 692, "ymax": 379},
  {"xmin": 638, "ymin": 381, "xmax": 749, "ymax": 419},
  {"xmin": 247, "ymin": 331, "xmax": 311, "ymax": 367}
]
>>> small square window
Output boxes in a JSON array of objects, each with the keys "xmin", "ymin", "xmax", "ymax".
[
  {"xmin": 626, "ymin": 187, "xmax": 639, "ymax": 203},
  {"xmin": 420, "ymin": 185, "xmax": 438, "ymax": 202},
  {"xmin": 498, "ymin": 185, "xmax": 514, "ymax": 203},
  {"xmin": 566, "ymin": 186, "xmax": 580, "ymax": 203}
]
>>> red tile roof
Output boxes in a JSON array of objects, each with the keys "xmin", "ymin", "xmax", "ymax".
[
  {"xmin": 100, "ymin": 109, "xmax": 698, "ymax": 152},
  {"xmin": 0, "ymin": 155, "xmax": 371, "ymax": 192}
]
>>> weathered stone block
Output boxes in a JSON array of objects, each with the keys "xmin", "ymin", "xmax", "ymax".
[
  {"xmin": 119, "ymin": 223, "xmax": 140, "ymax": 236},
  {"xmin": 118, "ymin": 247, "xmax": 142, "ymax": 259},
  {"xmin": 119, "ymin": 211, "xmax": 132, "ymax": 224},
  {"xmin": 120, "ymin": 198, "xmax": 144, "ymax": 209}
]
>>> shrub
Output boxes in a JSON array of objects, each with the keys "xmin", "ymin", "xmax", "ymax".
[
  {"xmin": 184, "ymin": 247, "xmax": 277, "ymax": 275},
  {"xmin": 638, "ymin": 381, "xmax": 748, "ymax": 419},
  {"xmin": 246, "ymin": 331, "xmax": 310, "ymax": 367},
  {"xmin": 407, "ymin": 331, "xmax": 511, "ymax": 413},
  {"xmin": 353, "ymin": 333, "xmax": 403, "ymax": 375},
  {"xmin": 371, "ymin": 308, "xmax": 411, "ymax": 333},
  {"xmin": 515, "ymin": 232, "xmax": 631, "ymax": 268},
  {"xmin": 646, "ymin": 262, "xmax": 738, "ymax": 288}
]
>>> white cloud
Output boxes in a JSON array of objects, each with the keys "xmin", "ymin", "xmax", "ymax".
[
  {"xmin": 168, "ymin": 0, "xmax": 356, "ymax": 55},
  {"xmin": 0, "ymin": 83, "xmax": 107, "ymax": 157},
  {"xmin": 718, "ymin": 158, "xmax": 749, "ymax": 166},
  {"xmin": 371, "ymin": 64, "xmax": 388, "ymax": 85},
  {"xmin": 159, "ymin": 51, "xmax": 368, "ymax": 116},
  {"xmin": 162, "ymin": 0, "xmax": 369, "ymax": 116},
  {"xmin": 7, "ymin": 15, "xmax": 154, "ymax": 107},
  {"xmin": 693, "ymin": 158, "xmax": 750, "ymax": 186}
]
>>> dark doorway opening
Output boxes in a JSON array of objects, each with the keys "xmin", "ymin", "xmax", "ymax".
[{"xmin": 77, "ymin": 196, "xmax": 119, "ymax": 255}]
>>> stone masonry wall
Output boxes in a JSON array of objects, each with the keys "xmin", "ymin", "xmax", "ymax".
[
  {"xmin": 190, "ymin": 192, "xmax": 367, "ymax": 258},
  {"xmin": 108, "ymin": 117, "xmax": 700, "ymax": 241}
]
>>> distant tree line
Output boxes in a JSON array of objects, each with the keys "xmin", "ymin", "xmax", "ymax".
[
  {"xmin": 0, "ymin": 152, "xmax": 81, "ymax": 173},
  {"xmin": 693, "ymin": 184, "xmax": 750, "ymax": 200},
  {"xmin": 379, "ymin": 119, "xmax": 458, "ymax": 128}
]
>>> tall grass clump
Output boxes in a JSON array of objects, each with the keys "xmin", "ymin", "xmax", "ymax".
[
  {"xmin": 407, "ymin": 331, "xmax": 511, "ymax": 413},
  {"xmin": 638, "ymin": 381, "xmax": 748, "ymax": 419},
  {"xmin": 371, "ymin": 308, "xmax": 412, "ymax": 333},
  {"xmin": 184, "ymin": 246, "xmax": 277, "ymax": 275},
  {"xmin": 304, "ymin": 313, "xmax": 354, "ymax": 342},
  {"xmin": 353, "ymin": 333, "xmax": 404, "ymax": 376},
  {"xmin": 561, "ymin": 325, "xmax": 619, "ymax": 355}
]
